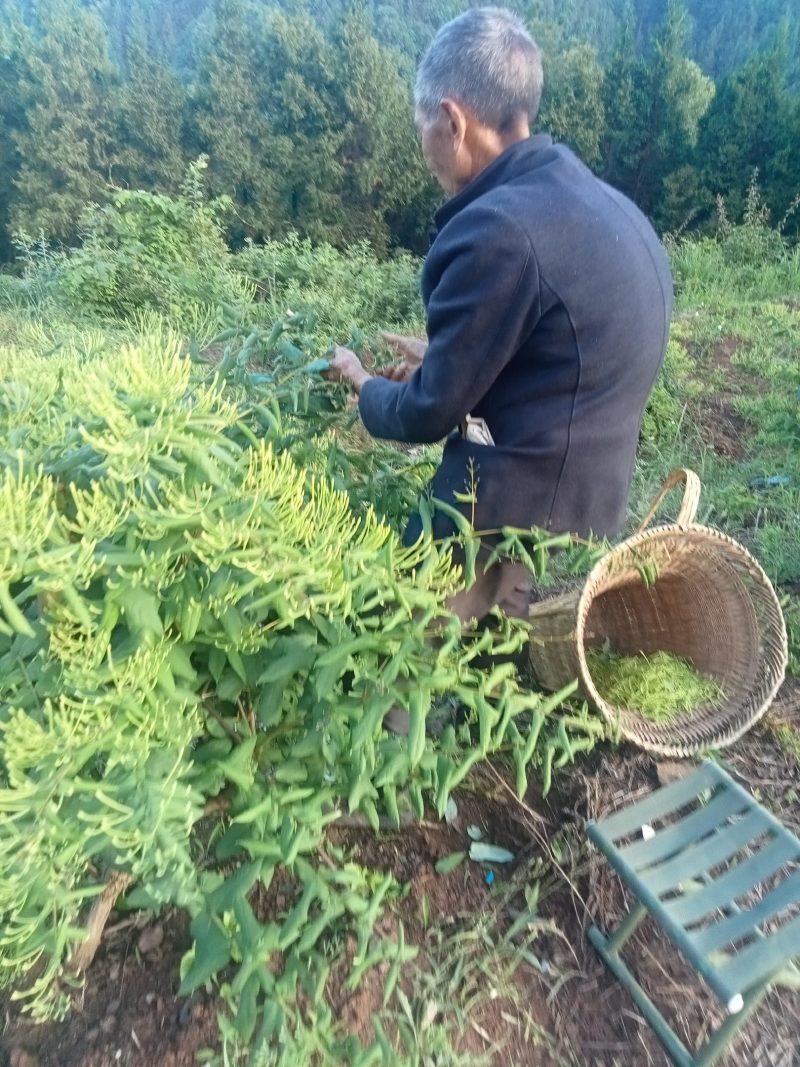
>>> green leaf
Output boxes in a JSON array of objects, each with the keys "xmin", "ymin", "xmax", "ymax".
[
  {"xmin": 227, "ymin": 647, "xmax": 248, "ymax": 685},
  {"xmin": 180, "ymin": 914, "xmax": 232, "ymax": 994},
  {"xmin": 120, "ymin": 885, "xmax": 160, "ymax": 911},
  {"xmin": 435, "ymin": 851, "xmax": 466, "ymax": 875},
  {"xmin": 304, "ymin": 358, "xmax": 330, "ymax": 374},
  {"xmin": 254, "ymin": 684, "xmax": 285, "ymax": 729},
  {"xmin": 430, "ymin": 496, "xmax": 473, "ymax": 535},
  {"xmin": 219, "ymin": 607, "xmax": 245, "ymax": 645},
  {"xmin": 314, "ymin": 661, "xmax": 343, "ymax": 702},
  {"xmin": 277, "ymin": 339, "xmax": 305, "ymax": 365},
  {"xmin": 217, "ymin": 668, "xmax": 245, "ymax": 704},
  {"xmin": 258, "ymin": 638, "xmax": 316, "ymax": 683},
  {"xmin": 220, "ymin": 735, "xmax": 257, "ymax": 788},
  {"xmin": 207, "ymin": 862, "xmax": 261, "ymax": 913},
  {"xmin": 192, "ymin": 738, "xmax": 233, "ymax": 765},
  {"xmin": 118, "ymin": 587, "xmax": 163, "ymax": 637},
  {"xmin": 169, "ymin": 644, "xmax": 197, "ymax": 683},
  {"xmin": 208, "ymin": 645, "xmax": 227, "ymax": 684},
  {"xmin": 234, "ymin": 972, "xmax": 260, "ymax": 1042},
  {"xmin": 232, "ymin": 895, "xmax": 263, "ymax": 951}
]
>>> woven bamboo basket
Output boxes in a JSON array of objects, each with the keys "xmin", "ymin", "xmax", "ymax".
[{"xmin": 528, "ymin": 469, "xmax": 788, "ymax": 757}]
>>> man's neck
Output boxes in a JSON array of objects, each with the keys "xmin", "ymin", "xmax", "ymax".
[{"xmin": 454, "ymin": 120, "xmax": 531, "ymax": 194}]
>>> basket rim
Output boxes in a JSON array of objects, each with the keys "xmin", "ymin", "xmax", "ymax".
[{"xmin": 573, "ymin": 521, "xmax": 789, "ymax": 755}]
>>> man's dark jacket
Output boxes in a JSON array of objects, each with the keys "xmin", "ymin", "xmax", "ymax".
[{"xmin": 358, "ymin": 134, "xmax": 674, "ymax": 542}]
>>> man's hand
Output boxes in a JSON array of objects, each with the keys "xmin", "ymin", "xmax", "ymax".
[
  {"xmin": 376, "ymin": 332, "xmax": 427, "ymax": 383},
  {"xmin": 324, "ymin": 345, "xmax": 372, "ymax": 394}
]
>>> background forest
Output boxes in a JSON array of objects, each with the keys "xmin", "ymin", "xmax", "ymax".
[{"xmin": 0, "ymin": 0, "xmax": 799, "ymax": 263}]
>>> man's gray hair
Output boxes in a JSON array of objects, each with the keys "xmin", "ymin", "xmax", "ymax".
[{"xmin": 415, "ymin": 7, "xmax": 543, "ymax": 131}]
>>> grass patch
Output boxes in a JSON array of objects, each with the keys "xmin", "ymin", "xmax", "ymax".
[
  {"xmin": 386, "ymin": 858, "xmax": 575, "ymax": 1067},
  {"xmin": 774, "ymin": 722, "xmax": 800, "ymax": 766},
  {"xmin": 630, "ymin": 235, "xmax": 800, "ymax": 675}
]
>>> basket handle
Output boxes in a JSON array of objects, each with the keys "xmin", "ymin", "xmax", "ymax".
[{"xmin": 636, "ymin": 468, "xmax": 701, "ymax": 533}]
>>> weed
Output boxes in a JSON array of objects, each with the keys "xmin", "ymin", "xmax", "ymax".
[
  {"xmin": 382, "ymin": 858, "xmax": 576, "ymax": 1067},
  {"xmin": 774, "ymin": 723, "xmax": 800, "ymax": 766}
]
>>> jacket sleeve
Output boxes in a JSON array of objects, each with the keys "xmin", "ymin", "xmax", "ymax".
[{"xmin": 358, "ymin": 205, "xmax": 541, "ymax": 444}]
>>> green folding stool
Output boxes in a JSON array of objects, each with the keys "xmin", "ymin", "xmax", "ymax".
[{"xmin": 587, "ymin": 760, "xmax": 800, "ymax": 1067}]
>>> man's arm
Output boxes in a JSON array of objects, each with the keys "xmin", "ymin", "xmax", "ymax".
[{"xmin": 358, "ymin": 207, "xmax": 541, "ymax": 444}]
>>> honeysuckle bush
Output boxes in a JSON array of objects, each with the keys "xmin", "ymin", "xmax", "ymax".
[
  {"xmin": 10, "ymin": 160, "xmax": 255, "ymax": 338},
  {"xmin": 232, "ymin": 234, "xmax": 425, "ymax": 341},
  {"xmin": 0, "ymin": 318, "xmax": 605, "ymax": 1063},
  {"xmin": 8, "ymin": 164, "xmax": 426, "ymax": 359}
]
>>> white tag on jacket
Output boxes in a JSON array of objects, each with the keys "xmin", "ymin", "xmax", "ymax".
[{"xmin": 462, "ymin": 415, "xmax": 495, "ymax": 446}]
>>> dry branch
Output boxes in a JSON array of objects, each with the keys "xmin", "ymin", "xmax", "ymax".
[{"xmin": 68, "ymin": 870, "xmax": 134, "ymax": 975}]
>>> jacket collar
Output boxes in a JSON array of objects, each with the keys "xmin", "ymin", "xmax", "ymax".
[{"xmin": 433, "ymin": 133, "xmax": 553, "ymax": 231}]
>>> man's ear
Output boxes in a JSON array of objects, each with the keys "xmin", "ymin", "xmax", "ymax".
[{"xmin": 440, "ymin": 98, "xmax": 468, "ymax": 147}]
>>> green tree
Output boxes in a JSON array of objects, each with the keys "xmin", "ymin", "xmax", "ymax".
[
  {"xmin": 2, "ymin": 0, "xmax": 796, "ymax": 252},
  {"xmin": 601, "ymin": 1, "xmax": 713, "ymax": 227},
  {"xmin": 637, "ymin": 2, "xmax": 714, "ymax": 219},
  {"xmin": 0, "ymin": 15, "xmax": 30, "ymax": 260},
  {"xmin": 258, "ymin": 4, "xmax": 433, "ymax": 251},
  {"xmin": 189, "ymin": 0, "xmax": 282, "ymax": 245},
  {"xmin": 522, "ymin": 0, "xmax": 623, "ymax": 58},
  {"xmin": 372, "ymin": 0, "xmax": 463, "ymax": 64},
  {"xmin": 115, "ymin": 21, "xmax": 188, "ymax": 194},
  {"xmin": 331, "ymin": 5, "xmax": 436, "ymax": 249},
  {"xmin": 681, "ymin": 0, "xmax": 800, "ymax": 85},
  {"xmin": 601, "ymin": 10, "xmax": 646, "ymax": 191},
  {"xmin": 258, "ymin": 7, "xmax": 346, "ymax": 242},
  {"xmin": 696, "ymin": 37, "xmax": 796, "ymax": 227},
  {"xmin": 10, "ymin": 0, "xmax": 122, "ymax": 243},
  {"xmin": 538, "ymin": 42, "xmax": 605, "ymax": 166},
  {"xmin": 189, "ymin": 0, "xmax": 436, "ymax": 251}
]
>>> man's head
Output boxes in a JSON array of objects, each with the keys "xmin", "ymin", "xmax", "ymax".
[{"xmin": 414, "ymin": 7, "xmax": 543, "ymax": 196}]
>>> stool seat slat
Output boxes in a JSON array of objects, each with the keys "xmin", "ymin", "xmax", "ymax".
[
  {"xmin": 689, "ymin": 867, "xmax": 800, "ymax": 957},
  {"xmin": 618, "ymin": 789, "xmax": 749, "ymax": 869}
]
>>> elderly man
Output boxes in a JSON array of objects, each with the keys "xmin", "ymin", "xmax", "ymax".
[{"xmin": 327, "ymin": 6, "xmax": 673, "ymax": 623}]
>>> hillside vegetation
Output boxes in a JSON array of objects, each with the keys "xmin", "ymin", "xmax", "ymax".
[{"xmin": 0, "ymin": 173, "xmax": 797, "ymax": 1063}]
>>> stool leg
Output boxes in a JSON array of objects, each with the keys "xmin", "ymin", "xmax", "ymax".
[
  {"xmin": 588, "ymin": 922, "xmax": 693, "ymax": 1067},
  {"xmin": 606, "ymin": 901, "xmax": 648, "ymax": 954},
  {"xmin": 693, "ymin": 982, "xmax": 771, "ymax": 1067}
]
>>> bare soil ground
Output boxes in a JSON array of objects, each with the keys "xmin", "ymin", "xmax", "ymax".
[
  {"xmin": 686, "ymin": 334, "xmax": 753, "ymax": 461},
  {"xmin": 3, "ymin": 682, "xmax": 798, "ymax": 1067}
]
